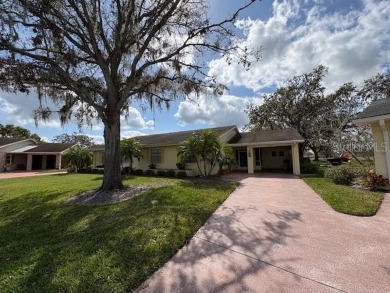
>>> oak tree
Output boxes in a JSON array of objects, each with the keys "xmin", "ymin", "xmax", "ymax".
[{"xmin": 0, "ymin": 0, "xmax": 260, "ymax": 191}]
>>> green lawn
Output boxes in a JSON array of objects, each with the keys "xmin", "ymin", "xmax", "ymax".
[
  {"xmin": 0, "ymin": 174, "xmax": 237, "ymax": 292},
  {"xmin": 304, "ymin": 177, "xmax": 384, "ymax": 216}
]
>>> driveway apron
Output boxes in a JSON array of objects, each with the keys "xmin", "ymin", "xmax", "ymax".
[{"xmin": 137, "ymin": 173, "xmax": 390, "ymax": 293}]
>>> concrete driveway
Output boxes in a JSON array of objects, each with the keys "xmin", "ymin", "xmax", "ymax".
[{"xmin": 137, "ymin": 174, "xmax": 390, "ymax": 293}]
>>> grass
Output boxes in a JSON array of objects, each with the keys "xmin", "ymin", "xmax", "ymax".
[
  {"xmin": 0, "ymin": 174, "xmax": 237, "ymax": 292},
  {"xmin": 304, "ymin": 177, "xmax": 384, "ymax": 216}
]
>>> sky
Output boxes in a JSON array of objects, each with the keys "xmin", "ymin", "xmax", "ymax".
[{"xmin": 0, "ymin": 0, "xmax": 389, "ymax": 144}]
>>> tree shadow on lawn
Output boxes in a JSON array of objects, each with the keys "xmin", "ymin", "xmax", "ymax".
[
  {"xmin": 178, "ymin": 178, "xmax": 240, "ymax": 191},
  {"xmin": 137, "ymin": 205, "xmax": 304, "ymax": 292},
  {"xmin": 0, "ymin": 182, "xmax": 236, "ymax": 292}
]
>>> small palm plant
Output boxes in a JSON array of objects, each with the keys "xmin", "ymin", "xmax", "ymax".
[
  {"xmin": 120, "ymin": 138, "xmax": 143, "ymax": 174},
  {"xmin": 178, "ymin": 130, "xmax": 234, "ymax": 177},
  {"xmin": 63, "ymin": 146, "xmax": 93, "ymax": 173}
]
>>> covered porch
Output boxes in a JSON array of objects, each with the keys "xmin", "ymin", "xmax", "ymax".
[
  {"xmin": 231, "ymin": 143, "xmax": 301, "ymax": 175},
  {"xmin": 6, "ymin": 152, "xmax": 64, "ymax": 171}
]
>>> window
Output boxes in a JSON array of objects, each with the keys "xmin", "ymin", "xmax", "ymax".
[
  {"xmin": 150, "ymin": 149, "xmax": 161, "ymax": 164},
  {"xmin": 279, "ymin": 151, "xmax": 285, "ymax": 157},
  {"xmin": 271, "ymin": 151, "xmax": 277, "ymax": 157},
  {"xmin": 6, "ymin": 155, "xmax": 12, "ymax": 165}
]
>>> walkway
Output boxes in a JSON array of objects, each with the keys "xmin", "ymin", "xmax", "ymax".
[
  {"xmin": 137, "ymin": 174, "xmax": 390, "ymax": 292},
  {"xmin": 0, "ymin": 170, "xmax": 67, "ymax": 179}
]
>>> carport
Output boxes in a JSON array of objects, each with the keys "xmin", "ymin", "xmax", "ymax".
[{"xmin": 228, "ymin": 129, "xmax": 304, "ymax": 175}]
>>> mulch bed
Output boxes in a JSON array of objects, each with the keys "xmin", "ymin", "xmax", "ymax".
[{"xmin": 66, "ymin": 183, "xmax": 170, "ymax": 205}]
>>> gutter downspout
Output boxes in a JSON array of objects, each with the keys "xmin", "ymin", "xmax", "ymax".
[{"xmin": 379, "ymin": 119, "xmax": 390, "ymax": 178}]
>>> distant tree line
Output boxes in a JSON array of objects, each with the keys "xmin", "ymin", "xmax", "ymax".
[{"xmin": 0, "ymin": 124, "xmax": 41, "ymax": 141}]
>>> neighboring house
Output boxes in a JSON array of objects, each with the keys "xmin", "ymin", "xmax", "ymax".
[
  {"xmin": 353, "ymin": 98, "xmax": 390, "ymax": 178},
  {"xmin": 0, "ymin": 138, "xmax": 74, "ymax": 172},
  {"xmin": 90, "ymin": 125, "xmax": 304, "ymax": 175}
]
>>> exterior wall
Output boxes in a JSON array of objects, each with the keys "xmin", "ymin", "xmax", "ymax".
[
  {"xmin": 0, "ymin": 153, "xmax": 5, "ymax": 171},
  {"xmin": 92, "ymin": 150, "xmax": 105, "ymax": 167},
  {"xmin": 371, "ymin": 122, "xmax": 389, "ymax": 178},
  {"xmin": 134, "ymin": 146, "xmax": 180, "ymax": 170},
  {"xmin": 132, "ymin": 146, "xmax": 220, "ymax": 176}
]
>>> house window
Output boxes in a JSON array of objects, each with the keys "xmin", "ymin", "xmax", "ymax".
[
  {"xmin": 271, "ymin": 151, "xmax": 277, "ymax": 157},
  {"xmin": 279, "ymin": 151, "xmax": 285, "ymax": 157},
  {"xmin": 150, "ymin": 149, "xmax": 161, "ymax": 164},
  {"xmin": 6, "ymin": 155, "xmax": 13, "ymax": 165}
]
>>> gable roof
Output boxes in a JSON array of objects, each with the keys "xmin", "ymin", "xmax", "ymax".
[
  {"xmin": 355, "ymin": 98, "xmax": 390, "ymax": 120},
  {"xmin": 228, "ymin": 128, "xmax": 304, "ymax": 145},
  {"xmin": 0, "ymin": 137, "xmax": 32, "ymax": 148},
  {"xmin": 133, "ymin": 125, "xmax": 236, "ymax": 147}
]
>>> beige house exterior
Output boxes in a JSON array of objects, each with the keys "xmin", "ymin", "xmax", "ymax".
[
  {"xmin": 353, "ymin": 98, "xmax": 390, "ymax": 179},
  {"xmin": 0, "ymin": 138, "xmax": 74, "ymax": 172},
  {"xmin": 90, "ymin": 125, "xmax": 304, "ymax": 175}
]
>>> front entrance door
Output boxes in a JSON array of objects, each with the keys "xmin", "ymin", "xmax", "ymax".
[{"xmin": 238, "ymin": 151, "xmax": 248, "ymax": 168}]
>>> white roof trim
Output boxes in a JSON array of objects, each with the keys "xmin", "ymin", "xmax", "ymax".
[{"xmin": 353, "ymin": 114, "xmax": 390, "ymax": 125}]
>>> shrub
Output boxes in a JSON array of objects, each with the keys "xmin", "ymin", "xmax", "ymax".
[
  {"xmin": 300, "ymin": 160, "xmax": 317, "ymax": 174},
  {"xmin": 145, "ymin": 169, "xmax": 156, "ymax": 176},
  {"xmin": 176, "ymin": 171, "xmax": 187, "ymax": 178},
  {"xmin": 148, "ymin": 163, "xmax": 156, "ymax": 169},
  {"xmin": 134, "ymin": 169, "xmax": 144, "ymax": 176},
  {"xmin": 157, "ymin": 170, "xmax": 166, "ymax": 177},
  {"xmin": 165, "ymin": 170, "xmax": 175, "ymax": 177},
  {"xmin": 176, "ymin": 162, "xmax": 186, "ymax": 170},
  {"xmin": 324, "ymin": 165, "xmax": 362, "ymax": 186},
  {"xmin": 362, "ymin": 171, "xmax": 389, "ymax": 191}
]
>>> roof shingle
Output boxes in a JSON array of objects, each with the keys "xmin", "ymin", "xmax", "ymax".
[
  {"xmin": 23, "ymin": 143, "xmax": 75, "ymax": 153},
  {"xmin": 0, "ymin": 138, "xmax": 31, "ymax": 147},
  {"xmin": 133, "ymin": 125, "xmax": 236, "ymax": 147},
  {"xmin": 355, "ymin": 98, "xmax": 390, "ymax": 120},
  {"xmin": 228, "ymin": 128, "xmax": 304, "ymax": 144}
]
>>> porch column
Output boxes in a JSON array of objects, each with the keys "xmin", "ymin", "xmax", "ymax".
[
  {"xmin": 292, "ymin": 143, "xmax": 301, "ymax": 175},
  {"xmin": 26, "ymin": 154, "xmax": 33, "ymax": 171},
  {"xmin": 247, "ymin": 146, "xmax": 254, "ymax": 174},
  {"xmin": 57, "ymin": 154, "xmax": 62, "ymax": 170},
  {"xmin": 379, "ymin": 120, "xmax": 390, "ymax": 178}
]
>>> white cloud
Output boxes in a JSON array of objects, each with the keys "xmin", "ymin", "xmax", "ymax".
[
  {"xmin": 208, "ymin": 0, "xmax": 390, "ymax": 92},
  {"xmin": 0, "ymin": 92, "xmax": 63, "ymax": 129},
  {"xmin": 174, "ymin": 92, "xmax": 258, "ymax": 128},
  {"xmin": 121, "ymin": 130, "xmax": 148, "ymax": 138},
  {"xmin": 85, "ymin": 134, "xmax": 105, "ymax": 145},
  {"xmin": 121, "ymin": 107, "xmax": 155, "ymax": 130}
]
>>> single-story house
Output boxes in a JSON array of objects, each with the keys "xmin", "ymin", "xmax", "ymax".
[
  {"xmin": 90, "ymin": 125, "xmax": 304, "ymax": 175},
  {"xmin": 0, "ymin": 137, "xmax": 74, "ymax": 172},
  {"xmin": 353, "ymin": 97, "xmax": 390, "ymax": 178}
]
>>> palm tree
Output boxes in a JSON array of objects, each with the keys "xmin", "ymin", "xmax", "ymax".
[
  {"xmin": 63, "ymin": 146, "xmax": 93, "ymax": 173},
  {"xmin": 120, "ymin": 138, "xmax": 143, "ymax": 174},
  {"xmin": 178, "ymin": 130, "xmax": 234, "ymax": 176}
]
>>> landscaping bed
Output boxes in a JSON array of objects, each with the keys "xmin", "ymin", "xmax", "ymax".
[{"xmin": 0, "ymin": 174, "xmax": 237, "ymax": 292}]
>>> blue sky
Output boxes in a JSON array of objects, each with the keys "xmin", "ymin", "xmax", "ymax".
[{"xmin": 0, "ymin": 0, "xmax": 389, "ymax": 143}]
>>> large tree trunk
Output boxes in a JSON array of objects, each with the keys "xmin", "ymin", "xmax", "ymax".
[{"xmin": 100, "ymin": 110, "xmax": 124, "ymax": 191}]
